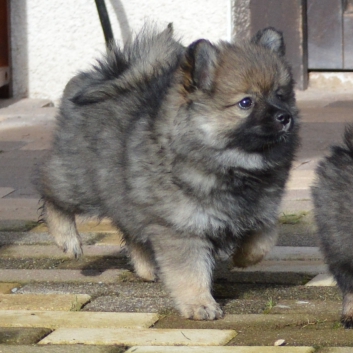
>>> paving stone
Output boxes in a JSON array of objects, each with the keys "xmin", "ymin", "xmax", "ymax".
[
  {"xmin": 0, "ymin": 231, "xmax": 103, "ymax": 245},
  {"xmin": 0, "ymin": 199, "xmax": 38, "ymax": 221},
  {"xmin": 84, "ymin": 296, "xmax": 176, "ymax": 314},
  {"xmin": 20, "ymin": 139, "xmax": 52, "ymax": 150},
  {"xmin": 38, "ymin": 328, "xmax": 237, "ymax": 346},
  {"xmin": 287, "ymin": 170, "xmax": 315, "ymax": 190},
  {"xmin": 319, "ymin": 349, "xmax": 353, "ymax": 353},
  {"xmin": 305, "ymin": 273, "xmax": 337, "ymax": 286},
  {"xmin": 277, "ymin": 222, "xmax": 318, "ymax": 247},
  {"xmin": 0, "ymin": 269, "xmax": 129, "ymax": 283},
  {"xmin": 155, "ymin": 313, "xmax": 337, "ymax": 331},
  {"xmin": 0, "ymin": 346, "xmax": 126, "ymax": 353},
  {"xmin": 283, "ymin": 189, "xmax": 311, "ymax": 201},
  {"xmin": 0, "ymin": 220, "xmax": 38, "ymax": 232},
  {"xmin": 230, "ymin": 260, "xmax": 326, "ymax": 274},
  {"xmin": 0, "ymin": 327, "xmax": 51, "ymax": 345},
  {"xmin": 0, "ymin": 294, "xmax": 90, "ymax": 311},
  {"xmin": 0, "ymin": 232, "xmax": 54, "ymax": 245},
  {"xmin": 0, "ymin": 311, "xmax": 159, "ymax": 329},
  {"xmin": 0, "ymin": 244, "xmax": 125, "ymax": 258},
  {"xmin": 0, "ymin": 141, "xmax": 27, "ymax": 152},
  {"xmin": 0, "ymin": 98, "xmax": 54, "ymax": 112},
  {"xmin": 125, "ymin": 347, "xmax": 315, "ymax": 353},
  {"xmin": 228, "ymin": 326, "xmax": 353, "ymax": 347},
  {"xmin": 0, "ymin": 282, "xmax": 21, "ymax": 294},
  {"xmin": 280, "ymin": 199, "xmax": 313, "ymax": 213},
  {"xmin": 31, "ymin": 220, "xmax": 118, "ymax": 234},
  {"xmin": 0, "ymin": 244, "xmax": 322, "ymax": 263},
  {"xmin": 264, "ymin": 247, "xmax": 322, "ymax": 261},
  {"xmin": 214, "ymin": 266, "xmax": 316, "ymax": 285},
  {"xmin": 0, "ymin": 187, "xmax": 14, "ymax": 198},
  {"xmin": 17, "ymin": 282, "xmax": 167, "ymax": 299},
  {"xmin": 15, "ymin": 282, "xmax": 123, "ymax": 294},
  {"xmin": 270, "ymin": 300, "xmax": 341, "ymax": 316}
]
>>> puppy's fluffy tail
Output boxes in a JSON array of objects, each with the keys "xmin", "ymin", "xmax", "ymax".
[{"xmin": 344, "ymin": 124, "xmax": 353, "ymax": 153}]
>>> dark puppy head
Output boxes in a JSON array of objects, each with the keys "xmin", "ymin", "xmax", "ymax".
[{"xmin": 172, "ymin": 28, "xmax": 299, "ymax": 168}]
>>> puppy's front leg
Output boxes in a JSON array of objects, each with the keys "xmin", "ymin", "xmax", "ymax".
[
  {"xmin": 149, "ymin": 225, "xmax": 223, "ymax": 320},
  {"xmin": 232, "ymin": 227, "xmax": 278, "ymax": 268}
]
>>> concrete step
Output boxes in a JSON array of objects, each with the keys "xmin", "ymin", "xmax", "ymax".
[
  {"xmin": 0, "ymin": 269, "xmax": 129, "ymax": 283},
  {"xmin": 125, "ymin": 347, "xmax": 316, "ymax": 353},
  {"xmin": 0, "ymin": 294, "xmax": 90, "ymax": 311},
  {"xmin": 306, "ymin": 273, "xmax": 336, "ymax": 286},
  {"xmin": 0, "ymin": 244, "xmax": 125, "ymax": 258},
  {"xmin": 0, "ymin": 345, "xmax": 352, "ymax": 353},
  {"xmin": 0, "ymin": 311, "xmax": 159, "ymax": 329},
  {"xmin": 38, "ymin": 327, "xmax": 237, "ymax": 346},
  {"xmin": 0, "ymin": 345, "xmax": 126, "ymax": 353},
  {"xmin": 0, "ymin": 245, "xmax": 323, "ymax": 261}
]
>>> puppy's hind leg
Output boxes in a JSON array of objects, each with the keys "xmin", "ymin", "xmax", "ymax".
[
  {"xmin": 127, "ymin": 240, "xmax": 157, "ymax": 281},
  {"xmin": 44, "ymin": 200, "xmax": 83, "ymax": 258},
  {"xmin": 232, "ymin": 227, "xmax": 278, "ymax": 268}
]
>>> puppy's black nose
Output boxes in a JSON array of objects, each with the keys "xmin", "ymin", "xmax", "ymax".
[{"xmin": 275, "ymin": 112, "xmax": 291, "ymax": 126}]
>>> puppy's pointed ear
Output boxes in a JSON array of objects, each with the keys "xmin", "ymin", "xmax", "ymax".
[
  {"xmin": 252, "ymin": 27, "xmax": 285, "ymax": 57},
  {"xmin": 184, "ymin": 39, "xmax": 219, "ymax": 91}
]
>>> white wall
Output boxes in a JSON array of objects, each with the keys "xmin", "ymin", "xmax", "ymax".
[{"xmin": 10, "ymin": 0, "xmax": 230, "ymax": 103}]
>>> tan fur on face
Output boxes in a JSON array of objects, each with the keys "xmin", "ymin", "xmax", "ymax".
[
  {"xmin": 215, "ymin": 42, "xmax": 291, "ymax": 98},
  {"xmin": 178, "ymin": 41, "xmax": 293, "ymax": 154}
]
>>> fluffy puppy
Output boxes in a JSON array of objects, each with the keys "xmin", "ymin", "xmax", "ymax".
[
  {"xmin": 312, "ymin": 124, "xmax": 353, "ymax": 328},
  {"xmin": 35, "ymin": 25, "xmax": 299, "ymax": 320}
]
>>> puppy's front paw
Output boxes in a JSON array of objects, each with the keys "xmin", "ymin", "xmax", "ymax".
[
  {"xmin": 179, "ymin": 300, "xmax": 223, "ymax": 320},
  {"xmin": 135, "ymin": 264, "xmax": 156, "ymax": 282},
  {"xmin": 60, "ymin": 238, "xmax": 83, "ymax": 259}
]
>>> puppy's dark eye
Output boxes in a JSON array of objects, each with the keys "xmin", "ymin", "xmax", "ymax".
[
  {"xmin": 276, "ymin": 91, "xmax": 285, "ymax": 100},
  {"xmin": 238, "ymin": 97, "xmax": 253, "ymax": 110}
]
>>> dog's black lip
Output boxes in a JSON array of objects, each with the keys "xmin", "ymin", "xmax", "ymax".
[{"xmin": 225, "ymin": 131, "xmax": 289, "ymax": 152}]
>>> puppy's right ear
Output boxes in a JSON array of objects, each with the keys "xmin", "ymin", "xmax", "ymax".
[{"xmin": 183, "ymin": 39, "xmax": 219, "ymax": 92}]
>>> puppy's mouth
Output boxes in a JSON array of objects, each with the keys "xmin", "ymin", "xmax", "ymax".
[
  {"xmin": 256, "ymin": 113, "xmax": 294, "ymax": 140},
  {"xmin": 225, "ymin": 110, "xmax": 295, "ymax": 152}
]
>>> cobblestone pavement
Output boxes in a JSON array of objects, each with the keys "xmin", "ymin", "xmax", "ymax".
[{"xmin": 0, "ymin": 93, "xmax": 353, "ymax": 351}]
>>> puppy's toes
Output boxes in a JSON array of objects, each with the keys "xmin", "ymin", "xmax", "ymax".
[
  {"xmin": 61, "ymin": 239, "xmax": 83, "ymax": 259},
  {"xmin": 133, "ymin": 260, "xmax": 156, "ymax": 282},
  {"xmin": 180, "ymin": 301, "xmax": 223, "ymax": 321}
]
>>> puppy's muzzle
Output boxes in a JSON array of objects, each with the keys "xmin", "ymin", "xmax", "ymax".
[{"xmin": 275, "ymin": 111, "xmax": 292, "ymax": 132}]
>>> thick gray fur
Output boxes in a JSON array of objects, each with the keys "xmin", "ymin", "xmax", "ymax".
[
  {"xmin": 312, "ymin": 125, "xmax": 353, "ymax": 328},
  {"xmin": 35, "ymin": 25, "xmax": 299, "ymax": 320}
]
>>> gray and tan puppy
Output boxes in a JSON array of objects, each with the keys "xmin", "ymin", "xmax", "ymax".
[
  {"xmin": 35, "ymin": 25, "xmax": 299, "ymax": 320},
  {"xmin": 312, "ymin": 125, "xmax": 353, "ymax": 328}
]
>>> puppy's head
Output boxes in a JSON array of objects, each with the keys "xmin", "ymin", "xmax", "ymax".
[{"xmin": 176, "ymin": 28, "xmax": 298, "ymax": 157}]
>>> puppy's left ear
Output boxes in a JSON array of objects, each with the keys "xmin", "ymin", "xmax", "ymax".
[
  {"xmin": 252, "ymin": 27, "xmax": 285, "ymax": 57},
  {"xmin": 184, "ymin": 39, "xmax": 219, "ymax": 91}
]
